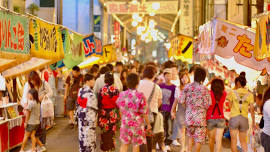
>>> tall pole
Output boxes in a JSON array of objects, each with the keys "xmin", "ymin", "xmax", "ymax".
[
  {"xmin": 75, "ymin": 0, "xmax": 79, "ymax": 31},
  {"xmin": 90, "ymin": 0, "xmax": 94, "ymax": 34}
]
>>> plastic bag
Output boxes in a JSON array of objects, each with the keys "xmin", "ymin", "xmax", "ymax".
[
  {"xmin": 251, "ymin": 129, "xmax": 261, "ymax": 149},
  {"xmin": 41, "ymin": 95, "xmax": 54, "ymax": 118}
]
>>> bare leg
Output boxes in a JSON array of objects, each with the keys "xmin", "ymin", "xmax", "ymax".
[
  {"xmin": 120, "ymin": 143, "xmax": 129, "ymax": 152},
  {"xmin": 69, "ymin": 110, "xmax": 74, "ymax": 124},
  {"xmin": 20, "ymin": 132, "xmax": 31, "ymax": 151},
  {"xmin": 239, "ymin": 131, "xmax": 248, "ymax": 152},
  {"xmin": 36, "ymin": 138, "xmax": 44, "ymax": 147},
  {"xmin": 230, "ymin": 129, "xmax": 238, "ymax": 152},
  {"xmin": 181, "ymin": 128, "xmax": 186, "ymax": 152},
  {"xmin": 132, "ymin": 145, "xmax": 140, "ymax": 152},
  {"xmin": 30, "ymin": 131, "xmax": 37, "ymax": 151},
  {"xmin": 215, "ymin": 128, "xmax": 224, "ymax": 152},
  {"xmin": 187, "ymin": 136, "xmax": 194, "ymax": 152},
  {"xmin": 208, "ymin": 128, "xmax": 216, "ymax": 152},
  {"xmin": 194, "ymin": 142, "xmax": 202, "ymax": 152}
]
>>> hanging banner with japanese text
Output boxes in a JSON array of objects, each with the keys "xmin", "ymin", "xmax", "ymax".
[
  {"xmin": 213, "ymin": 19, "xmax": 270, "ymax": 74},
  {"xmin": 83, "ymin": 34, "xmax": 102, "ymax": 57},
  {"xmin": 0, "ymin": 10, "xmax": 30, "ymax": 55},
  {"xmin": 254, "ymin": 14, "xmax": 270, "ymax": 60},
  {"xmin": 170, "ymin": 35, "xmax": 193, "ymax": 63},
  {"xmin": 180, "ymin": 0, "xmax": 193, "ymax": 37},
  {"xmin": 102, "ymin": 44, "xmax": 116, "ymax": 63},
  {"xmin": 198, "ymin": 21, "xmax": 214, "ymax": 54},
  {"xmin": 62, "ymin": 29, "xmax": 85, "ymax": 69},
  {"xmin": 29, "ymin": 19, "xmax": 64, "ymax": 60}
]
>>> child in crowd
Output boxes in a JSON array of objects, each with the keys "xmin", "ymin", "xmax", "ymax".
[{"xmin": 20, "ymin": 89, "xmax": 46, "ymax": 152}]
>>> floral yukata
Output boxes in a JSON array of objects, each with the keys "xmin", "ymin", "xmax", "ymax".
[
  {"xmin": 116, "ymin": 89, "xmax": 148, "ymax": 145},
  {"xmin": 98, "ymin": 85, "xmax": 120, "ymax": 151},
  {"xmin": 77, "ymin": 86, "xmax": 98, "ymax": 152},
  {"xmin": 179, "ymin": 82, "xmax": 211, "ymax": 143}
]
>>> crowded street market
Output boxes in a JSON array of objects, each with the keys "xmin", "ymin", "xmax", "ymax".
[{"xmin": 0, "ymin": 0, "xmax": 270, "ymax": 152}]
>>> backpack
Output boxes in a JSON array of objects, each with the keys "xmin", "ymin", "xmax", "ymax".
[{"xmin": 234, "ymin": 90, "xmax": 250, "ymax": 113}]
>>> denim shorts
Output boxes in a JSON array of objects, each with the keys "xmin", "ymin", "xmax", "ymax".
[
  {"xmin": 207, "ymin": 119, "xmax": 226, "ymax": 130},
  {"xmin": 229, "ymin": 115, "xmax": 249, "ymax": 132}
]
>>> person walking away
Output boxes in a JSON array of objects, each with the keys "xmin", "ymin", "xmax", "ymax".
[
  {"xmin": 227, "ymin": 75, "xmax": 255, "ymax": 152},
  {"xmin": 77, "ymin": 74, "xmax": 98, "ymax": 152},
  {"xmin": 117, "ymin": 73, "xmax": 152, "ymax": 152},
  {"xmin": 179, "ymin": 67, "xmax": 211, "ymax": 152},
  {"xmin": 20, "ymin": 89, "xmax": 46, "ymax": 152},
  {"xmin": 171, "ymin": 72, "xmax": 190, "ymax": 151},
  {"xmin": 159, "ymin": 69, "xmax": 176, "ymax": 148},
  {"xmin": 206, "ymin": 79, "xmax": 227, "ymax": 152},
  {"xmin": 64, "ymin": 66, "xmax": 83, "ymax": 129},
  {"xmin": 98, "ymin": 72, "xmax": 120, "ymax": 152},
  {"xmin": 138, "ymin": 65, "xmax": 162, "ymax": 152},
  {"xmin": 261, "ymin": 87, "xmax": 270, "ymax": 152},
  {"xmin": 94, "ymin": 66, "xmax": 123, "ymax": 95}
]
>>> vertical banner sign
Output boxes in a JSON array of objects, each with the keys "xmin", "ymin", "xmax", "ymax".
[
  {"xmin": 114, "ymin": 21, "xmax": 120, "ymax": 48},
  {"xmin": 254, "ymin": 14, "xmax": 270, "ymax": 60},
  {"xmin": 170, "ymin": 35, "xmax": 193, "ymax": 62},
  {"xmin": 29, "ymin": 19, "xmax": 64, "ymax": 60},
  {"xmin": 213, "ymin": 19, "xmax": 270, "ymax": 74},
  {"xmin": 62, "ymin": 29, "xmax": 85, "ymax": 69},
  {"xmin": 83, "ymin": 34, "xmax": 102, "ymax": 57},
  {"xmin": 180, "ymin": 0, "xmax": 193, "ymax": 37},
  {"xmin": 102, "ymin": 44, "xmax": 116, "ymax": 62},
  {"xmin": 94, "ymin": 15, "xmax": 101, "ymax": 32},
  {"xmin": 198, "ymin": 21, "xmax": 214, "ymax": 54},
  {"xmin": 0, "ymin": 10, "xmax": 29, "ymax": 54}
]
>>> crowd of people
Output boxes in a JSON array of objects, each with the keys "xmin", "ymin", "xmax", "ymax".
[{"xmin": 19, "ymin": 60, "xmax": 270, "ymax": 152}]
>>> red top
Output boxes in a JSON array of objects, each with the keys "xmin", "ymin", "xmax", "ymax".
[{"xmin": 206, "ymin": 91, "xmax": 227, "ymax": 120}]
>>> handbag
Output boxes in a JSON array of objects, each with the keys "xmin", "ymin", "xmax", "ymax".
[{"xmin": 41, "ymin": 95, "xmax": 54, "ymax": 118}]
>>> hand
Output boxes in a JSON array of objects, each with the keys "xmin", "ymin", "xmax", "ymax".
[
  {"xmin": 39, "ymin": 94, "xmax": 45, "ymax": 102},
  {"xmin": 171, "ymin": 111, "xmax": 176, "ymax": 119},
  {"xmin": 64, "ymin": 96, "xmax": 67, "ymax": 103},
  {"xmin": 24, "ymin": 123, "xmax": 27, "ymax": 128},
  {"xmin": 252, "ymin": 123, "xmax": 257, "ymax": 131}
]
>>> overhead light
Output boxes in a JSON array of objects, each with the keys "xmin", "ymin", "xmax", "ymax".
[
  {"xmin": 132, "ymin": 13, "xmax": 139, "ymax": 20},
  {"xmin": 149, "ymin": 12, "xmax": 155, "ymax": 16},
  {"xmin": 132, "ymin": 21, "xmax": 138, "ymax": 27},
  {"xmin": 152, "ymin": 2, "xmax": 160, "ymax": 10},
  {"xmin": 149, "ymin": 20, "xmax": 156, "ymax": 28},
  {"xmin": 137, "ymin": 17, "xmax": 143, "ymax": 22}
]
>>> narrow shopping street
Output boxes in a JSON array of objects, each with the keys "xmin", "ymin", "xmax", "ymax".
[{"xmin": 11, "ymin": 118, "xmax": 232, "ymax": 152}]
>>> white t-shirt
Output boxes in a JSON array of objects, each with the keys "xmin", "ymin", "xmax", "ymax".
[
  {"xmin": 137, "ymin": 79, "xmax": 162, "ymax": 113},
  {"xmin": 263, "ymin": 100, "xmax": 270, "ymax": 136}
]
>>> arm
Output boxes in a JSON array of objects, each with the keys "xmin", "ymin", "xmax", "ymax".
[
  {"xmin": 143, "ymin": 114, "xmax": 151, "ymax": 130},
  {"xmin": 250, "ymin": 103, "xmax": 255, "ymax": 127},
  {"xmin": 171, "ymin": 99, "xmax": 178, "ymax": 119},
  {"xmin": 44, "ymin": 82, "xmax": 53, "ymax": 98},
  {"xmin": 64, "ymin": 76, "xmax": 70, "ymax": 102},
  {"xmin": 21, "ymin": 83, "xmax": 29, "ymax": 108},
  {"xmin": 24, "ymin": 110, "xmax": 31, "ymax": 128}
]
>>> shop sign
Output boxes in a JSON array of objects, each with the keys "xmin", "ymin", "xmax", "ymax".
[
  {"xmin": 83, "ymin": 34, "xmax": 102, "ymax": 57},
  {"xmin": 105, "ymin": 1, "xmax": 178, "ymax": 14},
  {"xmin": 180, "ymin": 0, "xmax": 193, "ymax": 37},
  {"xmin": 0, "ymin": 10, "xmax": 29, "ymax": 55},
  {"xmin": 114, "ymin": 21, "xmax": 120, "ymax": 48},
  {"xmin": 29, "ymin": 19, "xmax": 64, "ymax": 60},
  {"xmin": 103, "ymin": 44, "xmax": 116, "ymax": 62},
  {"xmin": 213, "ymin": 19, "xmax": 270, "ymax": 74},
  {"xmin": 94, "ymin": 15, "xmax": 101, "ymax": 32},
  {"xmin": 170, "ymin": 35, "xmax": 193, "ymax": 62},
  {"xmin": 254, "ymin": 13, "xmax": 270, "ymax": 59}
]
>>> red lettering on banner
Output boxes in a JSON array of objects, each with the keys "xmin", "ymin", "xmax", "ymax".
[
  {"xmin": 4, "ymin": 20, "xmax": 11, "ymax": 48},
  {"xmin": 12, "ymin": 26, "xmax": 17, "ymax": 50},
  {"xmin": 233, "ymin": 34, "xmax": 253, "ymax": 58},
  {"xmin": 84, "ymin": 39, "xmax": 94, "ymax": 55},
  {"xmin": 109, "ymin": 4, "xmax": 118, "ymax": 13},
  {"xmin": 129, "ymin": 5, "xmax": 138, "ymax": 13},
  {"xmin": 17, "ymin": 23, "xmax": 24, "ymax": 50},
  {"xmin": 119, "ymin": 4, "xmax": 128, "ymax": 13},
  {"xmin": 95, "ymin": 39, "xmax": 102, "ymax": 54}
]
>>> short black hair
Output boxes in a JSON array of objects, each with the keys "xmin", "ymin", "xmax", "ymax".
[
  {"xmin": 194, "ymin": 67, "xmax": 206, "ymax": 83},
  {"xmin": 116, "ymin": 61, "xmax": 123, "ymax": 67},
  {"xmin": 72, "ymin": 66, "xmax": 80, "ymax": 72},
  {"xmin": 163, "ymin": 60, "xmax": 174, "ymax": 69},
  {"xmin": 89, "ymin": 67, "xmax": 99, "ymax": 73},
  {"xmin": 104, "ymin": 72, "xmax": 114, "ymax": 86},
  {"xmin": 92, "ymin": 64, "xmax": 99, "ymax": 70},
  {"xmin": 106, "ymin": 64, "xmax": 114, "ymax": 72},
  {"xmin": 99, "ymin": 66, "xmax": 110, "ymax": 75},
  {"xmin": 84, "ymin": 74, "xmax": 95, "ymax": 82},
  {"xmin": 240, "ymin": 71, "xmax": 246, "ymax": 78},
  {"xmin": 127, "ymin": 73, "xmax": 139, "ymax": 89},
  {"xmin": 238, "ymin": 76, "xmax": 247, "ymax": 87},
  {"xmin": 143, "ymin": 65, "xmax": 157, "ymax": 79}
]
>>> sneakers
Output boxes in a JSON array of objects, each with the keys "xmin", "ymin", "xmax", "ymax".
[
  {"xmin": 172, "ymin": 140, "xmax": 181, "ymax": 146},
  {"xmin": 40, "ymin": 146, "xmax": 47, "ymax": 152},
  {"xmin": 156, "ymin": 143, "xmax": 160, "ymax": 149}
]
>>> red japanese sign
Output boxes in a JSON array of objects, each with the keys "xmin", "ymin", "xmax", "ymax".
[{"xmin": 114, "ymin": 21, "xmax": 120, "ymax": 48}]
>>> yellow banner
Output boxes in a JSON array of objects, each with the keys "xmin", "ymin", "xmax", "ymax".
[
  {"xmin": 29, "ymin": 19, "xmax": 64, "ymax": 60},
  {"xmin": 102, "ymin": 44, "xmax": 116, "ymax": 63},
  {"xmin": 254, "ymin": 14, "xmax": 270, "ymax": 59},
  {"xmin": 170, "ymin": 35, "xmax": 193, "ymax": 62}
]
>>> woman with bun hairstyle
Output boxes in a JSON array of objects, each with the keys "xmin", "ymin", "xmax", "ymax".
[{"xmin": 227, "ymin": 75, "xmax": 255, "ymax": 152}]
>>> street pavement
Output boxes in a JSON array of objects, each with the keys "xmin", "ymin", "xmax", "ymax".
[{"xmin": 12, "ymin": 118, "xmax": 231, "ymax": 152}]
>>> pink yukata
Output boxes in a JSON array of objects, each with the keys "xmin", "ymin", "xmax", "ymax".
[{"xmin": 116, "ymin": 89, "xmax": 148, "ymax": 145}]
